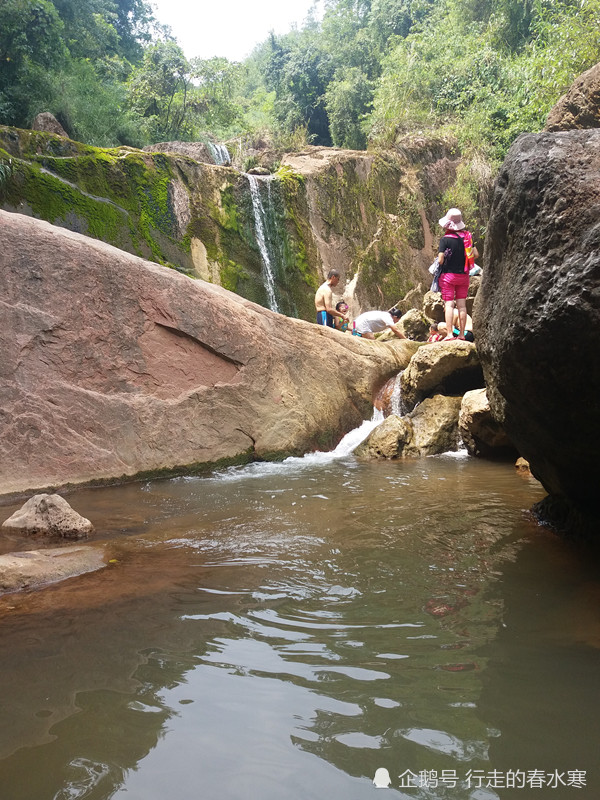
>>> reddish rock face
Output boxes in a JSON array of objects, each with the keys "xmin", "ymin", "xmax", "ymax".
[{"xmin": 0, "ymin": 211, "xmax": 414, "ymax": 496}]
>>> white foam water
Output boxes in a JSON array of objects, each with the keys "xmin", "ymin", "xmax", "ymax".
[{"xmin": 208, "ymin": 410, "xmax": 384, "ymax": 482}]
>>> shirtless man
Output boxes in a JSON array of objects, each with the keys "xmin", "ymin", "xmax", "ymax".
[{"xmin": 315, "ymin": 269, "xmax": 349, "ymax": 328}]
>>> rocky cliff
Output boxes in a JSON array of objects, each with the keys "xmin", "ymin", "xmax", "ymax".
[
  {"xmin": 0, "ymin": 126, "xmax": 482, "ymax": 322},
  {"xmin": 0, "ymin": 210, "xmax": 417, "ymax": 498}
]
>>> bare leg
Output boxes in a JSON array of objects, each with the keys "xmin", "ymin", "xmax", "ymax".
[
  {"xmin": 456, "ymin": 298, "xmax": 467, "ymax": 340},
  {"xmin": 361, "ymin": 331, "xmax": 375, "ymax": 339},
  {"xmin": 443, "ymin": 300, "xmax": 455, "ymax": 340}
]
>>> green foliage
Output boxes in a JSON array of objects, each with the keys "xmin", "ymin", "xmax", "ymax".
[
  {"xmin": 264, "ymin": 31, "xmax": 334, "ymax": 145},
  {"xmin": 0, "ymin": 0, "xmax": 66, "ymax": 126},
  {"xmin": 47, "ymin": 59, "xmax": 143, "ymax": 147},
  {"xmin": 127, "ymin": 41, "xmax": 192, "ymax": 141},
  {"xmin": 191, "ymin": 57, "xmax": 244, "ymax": 135},
  {"xmin": 367, "ymin": 0, "xmax": 600, "ymax": 158},
  {"xmin": 2, "ymin": 0, "xmax": 600, "ymax": 165},
  {"xmin": 326, "ymin": 67, "xmax": 373, "ymax": 149}
]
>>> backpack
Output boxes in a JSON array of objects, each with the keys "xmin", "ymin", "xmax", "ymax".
[{"xmin": 445, "ymin": 230, "xmax": 475, "ymax": 273}]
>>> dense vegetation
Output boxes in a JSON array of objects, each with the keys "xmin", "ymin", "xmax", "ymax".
[{"xmin": 2, "ymin": 0, "xmax": 600, "ymax": 160}]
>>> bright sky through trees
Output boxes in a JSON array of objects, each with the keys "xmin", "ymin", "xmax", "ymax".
[{"xmin": 150, "ymin": 0, "xmax": 323, "ymax": 61}]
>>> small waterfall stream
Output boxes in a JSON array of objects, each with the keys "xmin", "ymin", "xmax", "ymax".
[
  {"xmin": 247, "ymin": 174, "xmax": 280, "ymax": 313},
  {"xmin": 207, "ymin": 142, "xmax": 230, "ymax": 165},
  {"xmin": 390, "ymin": 371, "xmax": 404, "ymax": 416}
]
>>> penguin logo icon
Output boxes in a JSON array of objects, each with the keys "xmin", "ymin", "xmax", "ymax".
[{"xmin": 373, "ymin": 767, "xmax": 391, "ymax": 788}]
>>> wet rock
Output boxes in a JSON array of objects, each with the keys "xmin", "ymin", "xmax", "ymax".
[
  {"xmin": 0, "ymin": 545, "xmax": 105, "ymax": 595},
  {"xmin": 354, "ymin": 414, "xmax": 411, "ymax": 459},
  {"xmin": 374, "ymin": 373, "xmax": 403, "ymax": 416},
  {"xmin": 406, "ymin": 395, "xmax": 462, "ymax": 456},
  {"xmin": 459, "ymin": 389, "xmax": 517, "ymax": 459},
  {"xmin": 400, "ymin": 341, "xmax": 484, "ymax": 413},
  {"xmin": 545, "ymin": 63, "xmax": 600, "ymax": 132},
  {"xmin": 355, "ymin": 395, "xmax": 462, "ymax": 459},
  {"xmin": 515, "ymin": 457, "xmax": 531, "ymax": 472},
  {"xmin": 474, "ymin": 129, "xmax": 600, "ymax": 532},
  {"xmin": 2, "ymin": 494, "xmax": 94, "ymax": 539}
]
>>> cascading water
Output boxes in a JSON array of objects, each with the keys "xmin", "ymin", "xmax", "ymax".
[
  {"xmin": 210, "ymin": 409, "xmax": 384, "ymax": 483},
  {"xmin": 390, "ymin": 371, "xmax": 403, "ymax": 416},
  {"xmin": 207, "ymin": 142, "xmax": 230, "ymax": 166},
  {"xmin": 247, "ymin": 174, "xmax": 280, "ymax": 313}
]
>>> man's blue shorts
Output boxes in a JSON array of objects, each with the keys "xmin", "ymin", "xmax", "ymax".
[{"xmin": 316, "ymin": 311, "xmax": 335, "ymax": 327}]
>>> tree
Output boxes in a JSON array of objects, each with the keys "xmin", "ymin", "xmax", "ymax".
[
  {"xmin": 127, "ymin": 41, "xmax": 193, "ymax": 141},
  {"xmin": 326, "ymin": 67, "xmax": 373, "ymax": 148},
  {"xmin": 191, "ymin": 57, "xmax": 243, "ymax": 133},
  {"xmin": 0, "ymin": 0, "xmax": 66, "ymax": 125}
]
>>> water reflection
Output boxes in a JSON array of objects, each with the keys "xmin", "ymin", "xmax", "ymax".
[{"xmin": 0, "ymin": 455, "xmax": 597, "ymax": 799}]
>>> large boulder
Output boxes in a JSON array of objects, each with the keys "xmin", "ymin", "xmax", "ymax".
[
  {"xmin": 399, "ymin": 308, "xmax": 430, "ymax": 340},
  {"xmin": 458, "ymin": 389, "xmax": 517, "ymax": 459},
  {"xmin": 474, "ymin": 130, "xmax": 600, "ymax": 532},
  {"xmin": 399, "ymin": 341, "xmax": 484, "ymax": 412},
  {"xmin": 545, "ymin": 63, "xmax": 600, "ymax": 132},
  {"xmin": 0, "ymin": 211, "xmax": 411, "ymax": 497},
  {"xmin": 2, "ymin": 494, "xmax": 93, "ymax": 538},
  {"xmin": 31, "ymin": 112, "xmax": 69, "ymax": 138}
]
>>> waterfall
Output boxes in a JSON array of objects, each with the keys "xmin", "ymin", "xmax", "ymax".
[
  {"xmin": 328, "ymin": 409, "xmax": 384, "ymax": 457},
  {"xmin": 247, "ymin": 174, "xmax": 280, "ymax": 313},
  {"xmin": 207, "ymin": 142, "xmax": 230, "ymax": 166},
  {"xmin": 390, "ymin": 371, "xmax": 403, "ymax": 416}
]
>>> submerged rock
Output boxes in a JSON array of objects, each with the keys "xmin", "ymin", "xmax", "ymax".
[
  {"xmin": 2, "ymin": 494, "xmax": 94, "ymax": 539},
  {"xmin": 0, "ymin": 545, "xmax": 105, "ymax": 595}
]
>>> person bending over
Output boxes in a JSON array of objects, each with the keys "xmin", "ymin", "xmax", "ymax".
[{"xmin": 353, "ymin": 308, "xmax": 406, "ymax": 340}]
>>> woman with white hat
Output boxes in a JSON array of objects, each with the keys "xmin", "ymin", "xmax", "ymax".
[{"xmin": 436, "ymin": 208, "xmax": 478, "ymax": 341}]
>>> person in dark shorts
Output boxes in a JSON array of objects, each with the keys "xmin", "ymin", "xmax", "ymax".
[{"xmin": 315, "ymin": 270, "xmax": 348, "ymax": 328}]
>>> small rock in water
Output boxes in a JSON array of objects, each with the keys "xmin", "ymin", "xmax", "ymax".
[{"xmin": 2, "ymin": 493, "xmax": 94, "ymax": 539}]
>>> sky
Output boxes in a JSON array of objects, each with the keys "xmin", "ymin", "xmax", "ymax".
[{"xmin": 150, "ymin": 0, "xmax": 324, "ymax": 62}]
